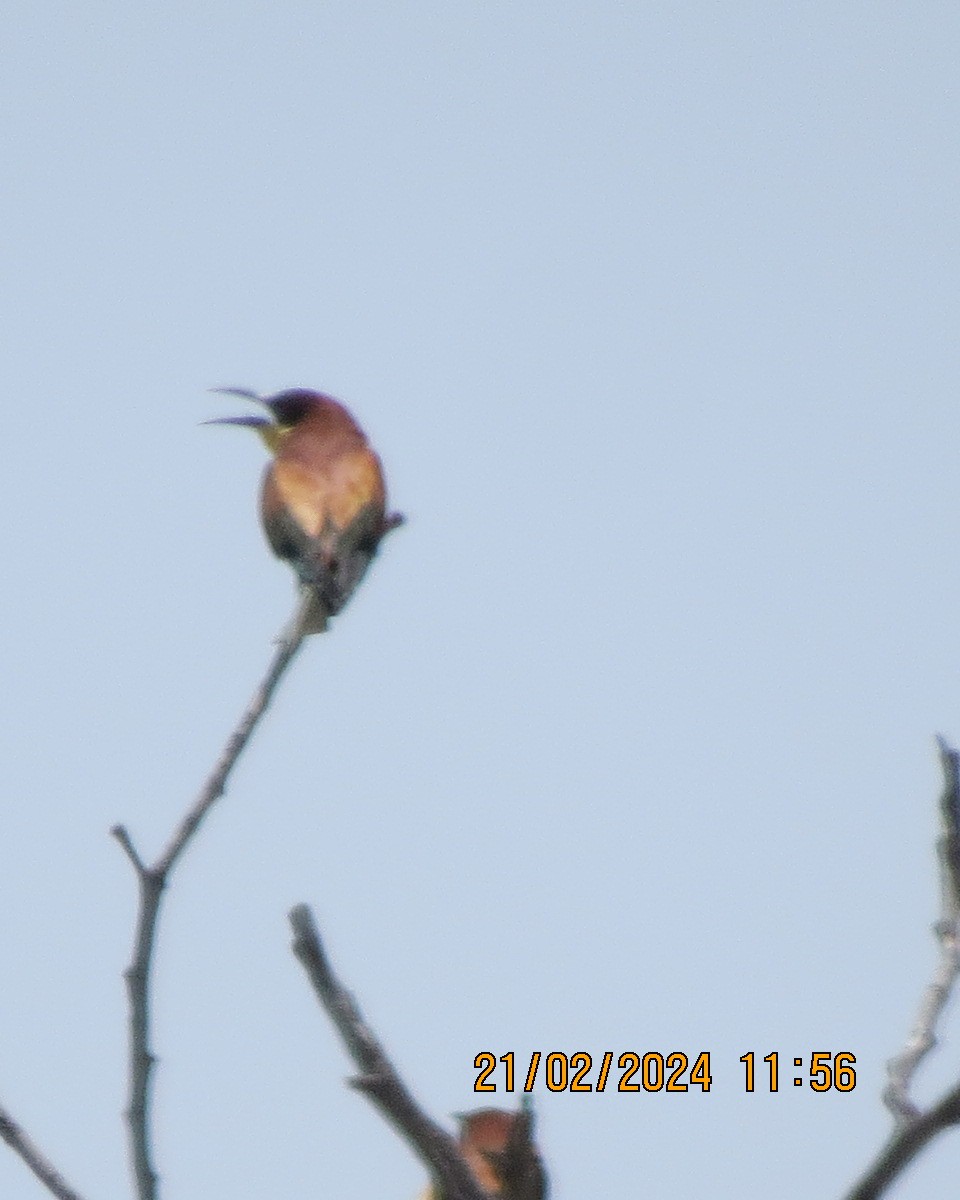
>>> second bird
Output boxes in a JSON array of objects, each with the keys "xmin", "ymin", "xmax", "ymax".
[{"xmin": 207, "ymin": 387, "xmax": 403, "ymax": 633}]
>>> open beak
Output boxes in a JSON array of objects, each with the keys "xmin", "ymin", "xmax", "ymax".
[{"xmin": 203, "ymin": 388, "xmax": 273, "ymax": 429}]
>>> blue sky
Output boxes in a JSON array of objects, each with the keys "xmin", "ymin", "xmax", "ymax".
[{"xmin": 2, "ymin": 4, "xmax": 960, "ymax": 1198}]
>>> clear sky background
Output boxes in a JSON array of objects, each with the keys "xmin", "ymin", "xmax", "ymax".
[{"xmin": 2, "ymin": 4, "xmax": 959, "ymax": 1198}]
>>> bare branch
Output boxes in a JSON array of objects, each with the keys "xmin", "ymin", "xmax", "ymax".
[
  {"xmin": 883, "ymin": 738, "xmax": 960, "ymax": 1122},
  {"xmin": 0, "ymin": 1102, "xmax": 87, "ymax": 1200},
  {"xmin": 845, "ymin": 1081, "xmax": 960, "ymax": 1200},
  {"xmin": 111, "ymin": 825, "xmax": 146, "ymax": 874},
  {"xmin": 114, "ymin": 598, "xmax": 310, "ymax": 1200},
  {"xmin": 844, "ymin": 739, "xmax": 960, "ymax": 1198},
  {"xmin": 289, "ymin": 904, "xmax": 489, "ymax": 1200},
  {"xmin": 156, "ymin": 592, "xmax": 312, "ymax": 877}
]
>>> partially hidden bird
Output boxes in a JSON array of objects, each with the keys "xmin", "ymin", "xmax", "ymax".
[
  {"xmin": 430, "ymin": 1108, "xmax": 547, "ymax": 1200},
  {"xmin": 205, "ymin": 387, "xmax": 403, "ymax": 634}
]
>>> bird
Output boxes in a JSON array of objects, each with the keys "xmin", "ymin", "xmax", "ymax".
[
  {"xmin": 436, "ymin": 1108, "xmax": 547, "ymax": 1200},
  {"xmin": 205, "ymin": 387, "xmax": 402, "ymax": 634}
]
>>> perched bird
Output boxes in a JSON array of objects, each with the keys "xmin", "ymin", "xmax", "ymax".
[
  {"xmin": 206, "ymin": 387, "xmax": 402, "ymax": 633},
  {"xmin": 433, "ymin": 1108, "xmax": 547, "ymax": 1200}
]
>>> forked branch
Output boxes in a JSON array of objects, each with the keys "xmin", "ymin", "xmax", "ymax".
[{"xmin": 112, "ymin": 596, "xmax": 312, "ymax": 1200}]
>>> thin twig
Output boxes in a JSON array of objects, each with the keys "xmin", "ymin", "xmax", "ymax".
[
  {"xmin": 289, "ymin": 904, "xmax": 489, "ymax": 1200},
  {"xmin": 0, "ymin": 1101, "xmax": 87, "ymax": 1200},
  {"xmin": 112, "ymin": 597, "xmax": 311, "ymax": 1200},
  {"xmin": 844, "ymin": 739, "xmax": 960, "ymax": 1199}
]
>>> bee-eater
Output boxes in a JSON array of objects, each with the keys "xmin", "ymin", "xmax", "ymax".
[
  {"xmin": 206, "ymin": 387, "xmax": 402, "ymax": 633},
  {"xmin": 438, "ymin": 1108, "xmax": 547, "ymax": 1200}
]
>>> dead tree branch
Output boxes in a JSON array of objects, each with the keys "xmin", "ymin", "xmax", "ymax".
[
  {"xmin": 112, "ymin": 597, "xmax": 312, "ymax": 1200},
  {"xmin": 844, "ymin": 738, "xmax": 960, "ymax": 1199},
  {"xmin": 289, "ymin": 904, "xmax": 490, "ymax": 1200},
  {"xmin": 0, "ymin": 1102, "xmax": 87, "ymax": 1200}
]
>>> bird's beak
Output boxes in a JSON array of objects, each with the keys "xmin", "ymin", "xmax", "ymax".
[
  {"xmin": 201, "ymin": 415, "xmax": 272, "ymax": 429},
  {"xmin": 209, "ymin": 386, "xmax": 263, "ymax": 402},
  {"xmin": 202, "ymin": 410, "xmax": 285, "ymax": 454},
  {"xmin": 204, "ymin": 386, "xmax": 272, "ymax": 429}
]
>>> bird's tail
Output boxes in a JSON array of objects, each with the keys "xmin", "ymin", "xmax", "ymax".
[{"xmin": 299, "ymin": 585, "xmax": 330, "ymax": 635}]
